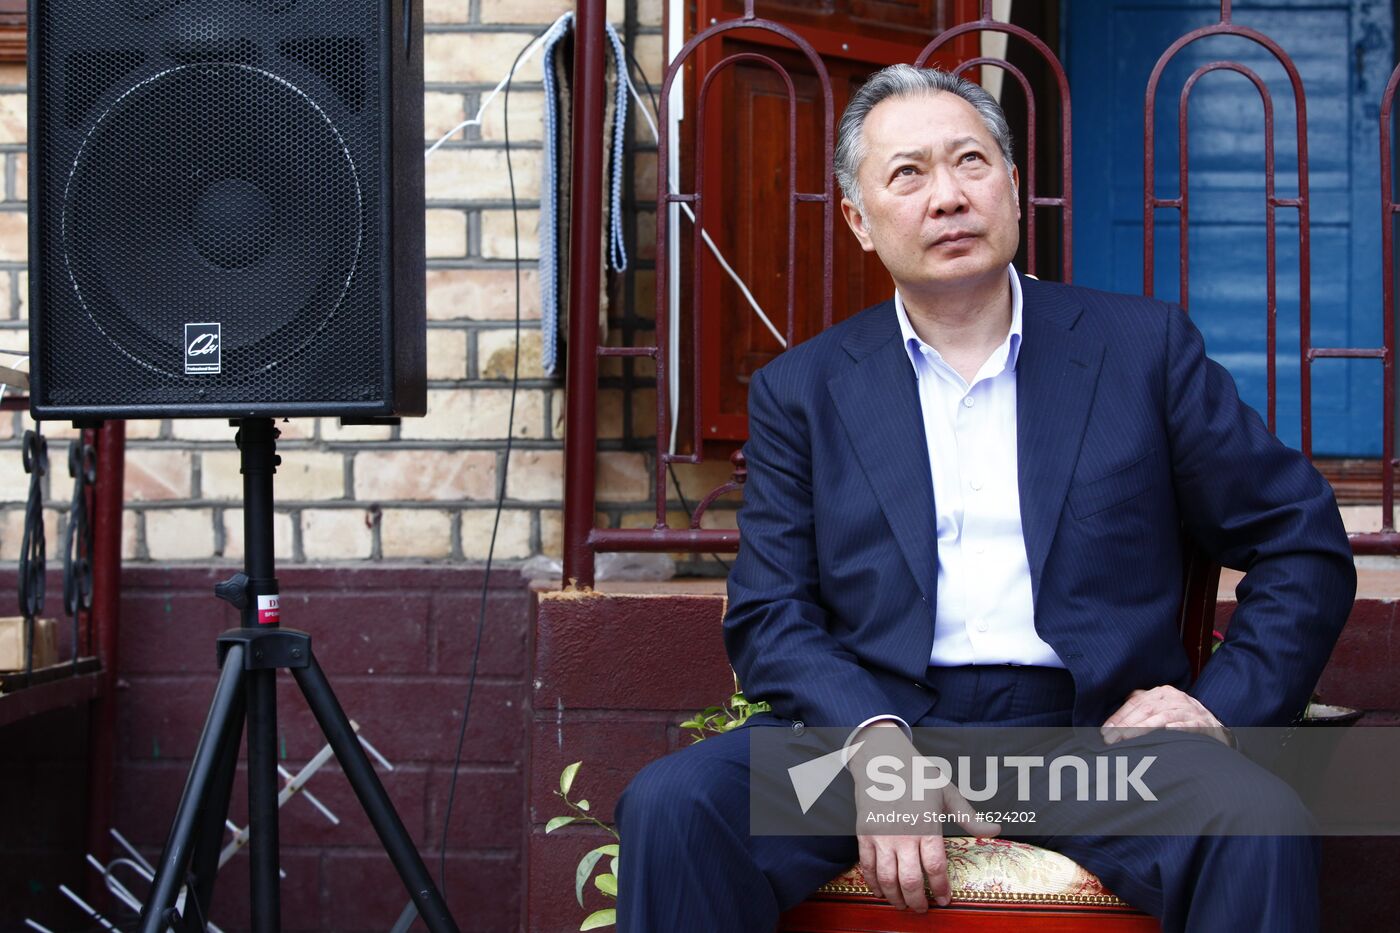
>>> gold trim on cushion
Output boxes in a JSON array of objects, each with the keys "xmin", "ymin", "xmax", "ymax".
[{"xmin": 815, "ymin": 837, "xmax": 1134, "ymax": 909}]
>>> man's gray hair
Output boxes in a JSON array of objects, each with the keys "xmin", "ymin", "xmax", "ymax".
[{"xmin": 835, "ymin": 64, "xmax": 1016, "ymax": 213}]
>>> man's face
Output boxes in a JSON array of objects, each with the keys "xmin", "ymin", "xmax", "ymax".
[{"xmin": 841, "ymin": 91, "xmax": 1021, "ymax": 298}]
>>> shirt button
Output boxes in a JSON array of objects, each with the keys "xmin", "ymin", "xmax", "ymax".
[
  {"xmin": 973, "ymin": 619, "xmax": 989, "ymax": 632},
  {"xmin": 974, "ymin": 544, "xmax": 986, "ymax": 555},
  {"xmin": 963, "ymin": 396, "xmax": 975, "ymax": 408},
  {"xmin": 969, "ymin": 479, "xmax": 983, "ymax": 491}
]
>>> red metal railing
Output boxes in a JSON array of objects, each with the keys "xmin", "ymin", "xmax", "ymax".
[
  {"xmin": 0, "ymin": 403, "xmax": 126, "ymax": 868},
  {"xmin": 1142, "ymin": 0, "xmax": 1310, "ymax": 443},
  {"xmin": 563, "ymin": 0, "xmax": 834, "ymax": 586},
  {"xmin": 1367, "ymin": 61, "xmax": 1400, "ymax": 551},
  {"xmin": 563, "ymin": 0, "xmax": 1400, "ymax": 587},
  {"xmin": 917, "ymin": 1, "xmax": 1073, "ymax": 281},
  {"xmin": 1143, "ymin": 0, "xmax": 1395, "ymax": 553}
]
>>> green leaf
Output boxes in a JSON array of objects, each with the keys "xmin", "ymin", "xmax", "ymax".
[
  {"xmin": 575, "ymin": 845, "xmax": 616, "ymax": 906},
  {"xmin": 576, "ymin": 799, "xmax": 590, "ymax": 811},
  {"xmin": 721, "ymin": 719, "xmax": 741, "ymax": 731},
  {"xmin": 545, "ymin": 816, "xmax": 578, "ymax": 833},
  {"xmin": 596, "ymin": 844, "xmax": 620, "ymax": 857},
  {"xmin": 610, "ymin": 856, "xmax": 619, "ymax": 876},
  {"xmin": 679, "ymin": 719, "xmax": 701, "ymax": 729},
  {"xmin": 580, "ymin": 908, "xmax": 616, "ymax": 930},
  {"xmin": 730, "ymin": 693, "xmax": 749, "ymax": 707},
  {"xmin": 594, "ymin": 873, "xmax": 618, "ymax": 897},
  {"xmin": 560, "ymin": 761, "xmax": 582, "ymax": 798}
]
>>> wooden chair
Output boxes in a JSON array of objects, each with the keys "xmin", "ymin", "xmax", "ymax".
[{"xmin": 778, "ymin": 539, "xmax": 1220, "ymax": 933}]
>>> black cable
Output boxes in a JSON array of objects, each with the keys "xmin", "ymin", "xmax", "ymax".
[
  {"xmin": 437, "ymin": 20, "xmax": 549, "ymax": 896},
  {"xmin": 624, "ymin": 45, "xmax": 657, "ymax": 113}
]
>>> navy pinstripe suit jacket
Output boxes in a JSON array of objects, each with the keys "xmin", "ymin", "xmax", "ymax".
[{"xmin": 724, "ymin": 272, "xmax": 1356, "ymax": 731}]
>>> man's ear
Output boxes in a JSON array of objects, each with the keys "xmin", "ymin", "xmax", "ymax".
[
  {"xmin": 840, "ymin": 197, "xmax": 876, "ymax": 253},
  {"xmin": 1012, "ymin": 164, "xmax": 1022, "ymax": 221}
]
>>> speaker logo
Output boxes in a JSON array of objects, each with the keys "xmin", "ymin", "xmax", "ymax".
[{"xmin": 185, "ymin": 323, "xmax": 222, "ymax": 375}]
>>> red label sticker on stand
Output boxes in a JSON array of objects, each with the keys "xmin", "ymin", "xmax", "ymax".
[{"xmin": 257, "ymin": 594, "xmax": 281, "ymax": 626}]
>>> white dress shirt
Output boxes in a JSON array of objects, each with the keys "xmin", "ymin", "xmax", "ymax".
[
  {"xmin": 846, "ymin": 268, "xmax": 1064, "ymax": 752},
  {"xmin": 895, "ymin": 267, "xmax": 1063, "ymax": 669}
]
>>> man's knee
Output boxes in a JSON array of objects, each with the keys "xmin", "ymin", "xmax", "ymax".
[
  {"xmin": 617, "ymin": 741, "xmax": 747, "ymax": 836},
  {"xmin": 617, "ymin": 753, "xmax": 685, "ymax": 828},
  {"xmin": 1205, "ymin": 759, "xmax": 1314, "ymax": 836}
]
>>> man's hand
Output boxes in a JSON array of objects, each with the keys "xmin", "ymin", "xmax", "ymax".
[
  {"xmin": 1101, "ymin": 684, "xmax": 1232, "ymax": 746},
  {"xmin": 858, "ymin": 833, "xmax": 950, "ymax": 912},
  {"xmin": 855, "ymin": 783, "xmax": 1000, "ymax": 912},
  {"xmin": 846, "ymin": 722, "xmax": 999, "ymax": 912}
]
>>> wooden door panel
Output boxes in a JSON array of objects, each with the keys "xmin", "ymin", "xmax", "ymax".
[
  {"xmin": 717, "ymin": 0, "xmax": 955, "ymax": 45},
  {"xmin": 692, "ymin": 0, "xmax": 977, "ymax": 444},
  {"xmin": 851, "ymin": 0, "xmax": 945, "ymax": 34}
]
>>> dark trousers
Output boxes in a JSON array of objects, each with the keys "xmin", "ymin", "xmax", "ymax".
[{"xmin": 615, "ymin": 665, "xmax": 1320, "ymax": 933}]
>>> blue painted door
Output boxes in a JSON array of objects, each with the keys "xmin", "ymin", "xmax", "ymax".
[{"xmin": 1067, "ymin": 0, "xmax": 1393, "ymax": 455}]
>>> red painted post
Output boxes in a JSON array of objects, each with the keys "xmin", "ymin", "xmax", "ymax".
[
  {"xmin": 84, "ymin": 420, "xmax": 125, "ymax": 878},
  {"xmin": 1375, "ymin": 63, "xmax": 1400, "ymax": 538},
  {"xmin": 562, "ymin": 0, "xmax": 608, "ymax": 589}
]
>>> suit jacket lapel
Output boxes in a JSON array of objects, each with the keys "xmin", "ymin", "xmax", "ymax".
[
  {"xmin": 828, "ymin": 304, "xmax": 939, "ymax": 613},
  {"xmin": 1015, "ymin": 275, "xmax": 1105, "ymax": 606}
]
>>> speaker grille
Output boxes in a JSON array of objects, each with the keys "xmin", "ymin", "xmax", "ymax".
[{"xmin": 34, "ymin": 0, "xmax": 396, "ymax": 413}]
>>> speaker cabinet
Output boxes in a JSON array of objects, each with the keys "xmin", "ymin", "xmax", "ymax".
[{"xmin": 27, "ymin": 0, "xmax": 425, "ymax": 420}]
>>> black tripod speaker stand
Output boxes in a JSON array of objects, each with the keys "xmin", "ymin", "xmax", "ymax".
[{"xmin": 137, "ymin": 418, "xmax": 459, "ymax": 933}]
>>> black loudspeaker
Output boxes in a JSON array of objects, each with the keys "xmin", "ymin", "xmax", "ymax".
[{"xmin": 27, "ymin": 0, "xmax": 426, "ymax": 420}]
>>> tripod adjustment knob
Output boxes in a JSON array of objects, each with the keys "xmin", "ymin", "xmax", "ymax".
[{"xmin": 214, "ymin": 572, "xmax": 250, "ymax": 609}]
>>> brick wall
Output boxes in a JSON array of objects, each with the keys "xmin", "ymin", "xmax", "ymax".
[
  {"xmin": 0, "ymin": 0, "xmax": 732, "ymax": 573},
  {"xmin": 95, "ymin": 566, "xmax": 529, "ymax": 933},
  {"xmin": 526, "ymin": 587, "xmax": 1400, "ymax": 933}
]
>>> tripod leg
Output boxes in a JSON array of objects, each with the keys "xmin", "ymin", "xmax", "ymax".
[
  {"xmin": 292, "ymin": 655, "xmax": 461, "ymax": 933},
  {"xmin": 246, "ymin": 666, "xmax": 281, "ymax": 932},
  {"xmin": 184, "ymin": 681, "xmax": 246, "ymax": 930},
  {"xmin": 139, "ymin": 644, "xmax": 247, "ymax": 933}
]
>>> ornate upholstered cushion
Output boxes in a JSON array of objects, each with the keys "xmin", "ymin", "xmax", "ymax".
[{"xmin": 817, "ymin": 836, "xmax": 1133, "ymax": 908}]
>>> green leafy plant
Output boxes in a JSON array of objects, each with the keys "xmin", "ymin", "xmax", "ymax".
[
  {"xmin": 547, "ymin": 688, "xmax": 770, "ymax": 930},
  {"xmin": 680, "ymin": 682, "xmax": 772, "ymax": 743},
  {"xmin": 546, "ymin": 761, "xmax": 620, "ymax": 930}
]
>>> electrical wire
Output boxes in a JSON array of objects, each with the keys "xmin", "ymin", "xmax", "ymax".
[
  {"xmin": 435, "ymin": 19, "xmax": 547, "ymax": 897},
  {"xmin": 621, "ymin": 48, "xmax": 787, "ymax": 350},
  {"xmin": 423, "ymin": 16, "xmax": 568, "ymax": 160}
]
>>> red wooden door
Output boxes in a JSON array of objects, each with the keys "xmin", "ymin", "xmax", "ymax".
[{"xmin": 684, "ymin": 0, "xmax": 979, "ymax": 448}]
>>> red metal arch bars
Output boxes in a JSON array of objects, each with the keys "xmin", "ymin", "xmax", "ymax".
[
  {"xmin": 1142, "ymin": 0, "xmax": 1310, "ymax": 446},
  {"xmin": 917, "ymin": 0, "xmax": 1073, "ymax": 282},
  {"xmin": 564, "ymin": 0, "xmax": 835, "ymax": 586},
  {"xmin": 563, "ymin": 0, "xmax": 1400, "ymax": 588},
  {"xmin": 1364, "ymin": 61, "xmax": 1400, "ymax": 549}
]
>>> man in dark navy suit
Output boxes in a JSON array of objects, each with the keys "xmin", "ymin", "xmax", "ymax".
[{"xmin": 616, "ymin": 64, "xmax": 1355, "ymax": 932}]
